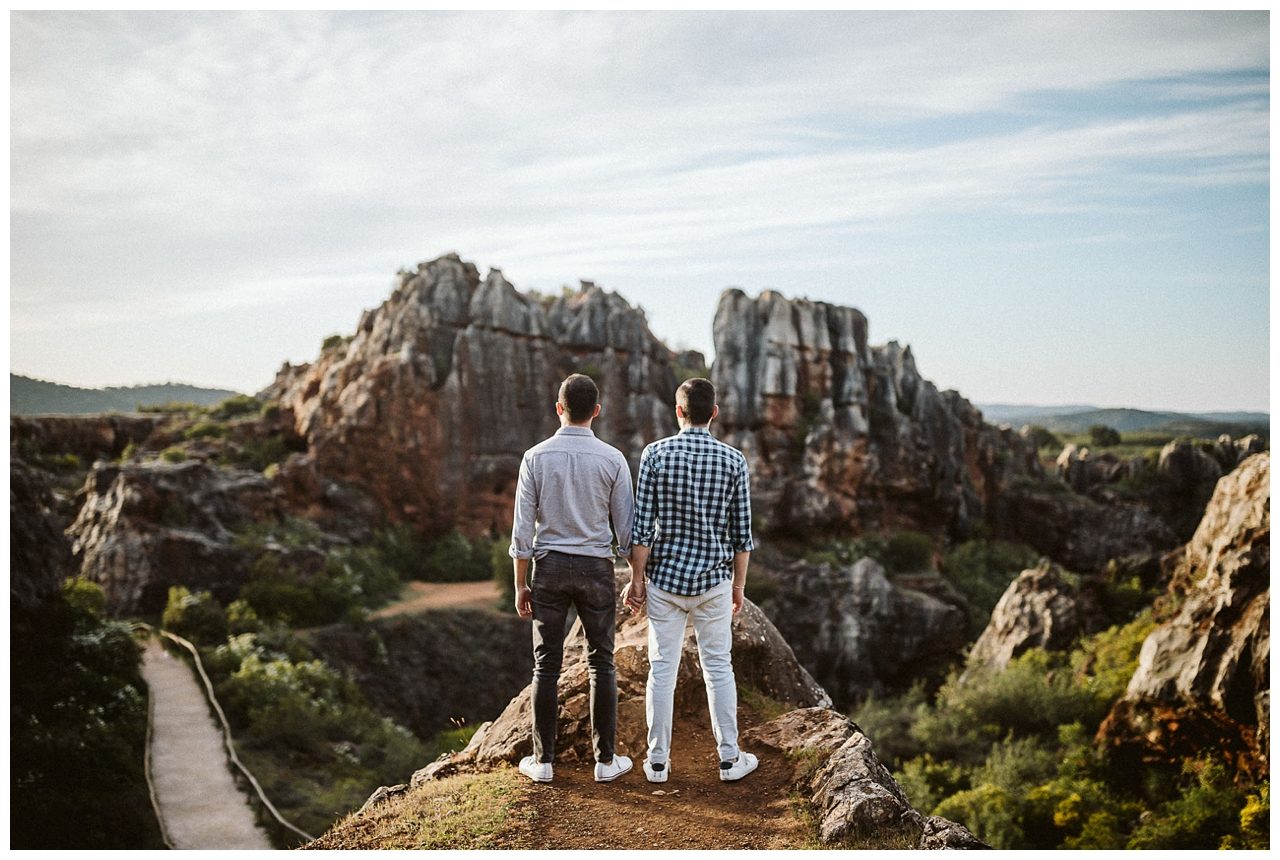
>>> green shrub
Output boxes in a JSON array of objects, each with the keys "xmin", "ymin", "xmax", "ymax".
[
  {"xmin": 183, "ymin": 420, "xmax": 227, "ymax": 440},
  {"xmin": 897, "ymin": 753, "xmax": 972, "ymax": 815},
  {"xmin": 1088, "ymin": 424, "xmax": 1122, "ymax": 448},
  {"xmin": 210, "ymin": 394, "xmax": 262, "ymax": 419},
  {"xmin": 322, "ymin": 333, "xmax": 346, "ymax": 351},
  {"xmin": 1127, "ymin": 759, "xmax": 1248, "ymax": 849},
  {"xmin": 1223, "ymin": 783, "xmax": 1269, "ymax": 849},
  {"xmin": 162, "ymin": 586, "xmax": 228, "ymax": 645},
  {"xmin": 160, "ymin": 446, "xmax": 187, "ymax": 463},
  {"xmin": 230, "ymin": 434, "xmax": 291, "ymax": 472},
  {"xmin": 803, "ymin": 533, "xmax": 888, "ymax": 569},
  {"xmin": 238, "ymin": 554, "xmax": 355, "ymax": 628},
  {"xmin": 1024, "ymin": 424, "xmax": 1061, "ymax": 450},
  {"xmin": 226, "ymin": 599, "xmax": 263, "ymax": 634},
  {"xmin": 940, "ymin": 539, "xmax": 1038, "ymax": 634},
  {"xmin": 849, "ymin": 681, "xmax": 930, "ymax": 766},
  {"xmin": 1069, "ymin": 611, "xmax": 1156, "ymax": 708},
  {"xmin": 883, "ymin": 530, "xmax": 935, "ymax": 574},
  {"xmin": 11, "ymin": 582, "xmax": 164, "ymax": 848}
]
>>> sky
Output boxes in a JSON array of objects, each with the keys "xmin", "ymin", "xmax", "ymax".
[{"xmin": 9, "ymin": 10, "xmax": 1270, "ymax": 412}]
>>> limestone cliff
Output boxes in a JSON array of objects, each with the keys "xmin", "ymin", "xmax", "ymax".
[
  {"xmin": 1100, "ymin": 452, "xmax": 1270, "ymax": 781},
  {"xmin": 711, "ymin": 289, "xmax": 1041, "ymax": 539},
  {"xmin": 258, "ymin": 254, "xmax": 677, "ymax": 537}
]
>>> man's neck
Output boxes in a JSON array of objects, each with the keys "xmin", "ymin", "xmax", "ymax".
[
  {"xmin": 561, "ymin": 420, "xmax": 593, "ymax": 430},
  {"xmin": 679, "ymin": 422, "xmax": 711, "ymax": 432}
]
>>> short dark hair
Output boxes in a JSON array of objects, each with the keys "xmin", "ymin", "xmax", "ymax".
[
  {"xmin": 559, "ymin": 374, "xmax": 599, "ymax": 422},
  {"xmin": 677, "ymin": 378, "xmax": 716, "ymax": 425}
]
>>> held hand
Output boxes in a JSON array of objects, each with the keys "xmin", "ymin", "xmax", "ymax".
[
  {"xmin": 731, "ymin": 585, "xmax": 745, "ymax": 615},
  {"xmin": 622, "ymin": 579, "xmax": 647, "ymax": 614},
  {"xmin": 515, "ymin": 586, "xmax": 533, "ymax": 619}
]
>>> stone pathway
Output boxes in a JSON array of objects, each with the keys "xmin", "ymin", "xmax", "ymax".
[{"xmin": 141, "ymin": 640, "xmax": 274, "ymax": 849}]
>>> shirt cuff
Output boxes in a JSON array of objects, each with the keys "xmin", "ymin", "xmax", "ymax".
[{"xmin": 508, "ymin": 545, "xmax": 535, "ymax": 560}]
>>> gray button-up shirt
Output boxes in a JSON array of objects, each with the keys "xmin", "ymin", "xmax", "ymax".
[{"xmin": 509, "ymin": 425, "xmax": 635, "ymax": 560}]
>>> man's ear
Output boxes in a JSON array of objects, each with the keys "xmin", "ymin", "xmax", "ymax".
[
  {"xmin": 675, "ymin": 404, "xmax": 685, "ymax": 419},
  {"xmin": 555, "ymin": 402, "xmax": 565, "ymax": 416},
  {"xmin": 711, "ymin": 404, "xmax": 720, "ymax": 421},
  {"xmin": 592, "ymin": 403, "xmax": 602, "ymax": 419}
]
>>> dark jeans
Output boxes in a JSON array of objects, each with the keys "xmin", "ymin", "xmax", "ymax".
[{"xmin": 530, "ymin": 551, "xmax": 618, "ymax": 764}]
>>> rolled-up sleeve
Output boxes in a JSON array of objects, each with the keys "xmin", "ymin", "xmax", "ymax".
[
  {"xmin": 509, "ymin": 453, "xmax": 538, "ymax": 559},
  {"xmin": 728, "ymin": 457, "xmax": 755, "ymax": 553},
  {"xmin": 609, "ymin": 457, "xmax": 635, "ymax": 556},
  {"xmin": 631, "ymin": 446, "xmax": 659, "ymax": 547}
]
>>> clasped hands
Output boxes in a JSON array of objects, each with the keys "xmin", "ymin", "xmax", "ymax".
[{"xmin": 621, "ymin": 577, "xmax": 646, "ymax": 614}]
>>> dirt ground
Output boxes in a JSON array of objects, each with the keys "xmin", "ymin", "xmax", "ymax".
[
  {"xmin": 370, "ymin": 580, "xmax": 501, "ymax": 619},
  {"xmin": 493, "ymin": 713, "xmax": 810, "ymax": 850}
]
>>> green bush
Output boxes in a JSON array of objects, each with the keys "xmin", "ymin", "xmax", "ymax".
[
  {"xmin": 210, "ymin": 394, "xmax": 262, "ymax": 419},
  {"xmin": 238, "ymin": 554, "xmax": 355, "ymax": 628},
  {"xmin": 322, "ymin": 333, "xmax": 346, "ymax": 351},
  {"xmin": 1088, "ymin": 424, "xmax": 1122, "ymax": 448},
  {"xmin": 162, "ymin": 586, "xmax": 228, "ymax": 645},
  {"xmin": 803, "ymin": 533, "xmax": 888, "ymax": 569},
  {"xmin": 160, "ymin": 446, "xmax": 187, "ymax": 463},
  {"xmin": 940, "ymin": 539, "xmax": 1038, "ymax": 635},
  {"xmin": 11, "ymin": 581, "xmax": 164, "ymax": 848},
  {"xmin": 1024, "ymin": 424, "xmax": 1061, "ymax": 450},
  {"xmin": 849, "ymin": 681, "xmax": 930, "ymax": 766},
  {"xmin": 883, "ymin": 530, "xmax": 935, "ymax": 574},
  {"xmin": 229, "ymin": 434, "xmax": 291, "ymax": 472},
  {"xmin": 183, "ymin": 420, "xmax": 227, "ymax": 440},
  {"xmin": 1127, "ymin": 759, "xmax": 1248, "ymax": 849}
]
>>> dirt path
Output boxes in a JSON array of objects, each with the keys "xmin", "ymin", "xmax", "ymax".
[
  {"xmin": 141, "ymin": 640, "xmax": 273, "ymax": 850},
  {"xmin": 494, "ymin": 714, "xmax": 809, "ymax": 850},
  {"xmin": 370, "ymin": 580, "xmax": 500, "ymax": 619}
]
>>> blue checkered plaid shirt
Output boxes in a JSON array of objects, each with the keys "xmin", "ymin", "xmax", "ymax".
[{"xmin": 632, "ymin": 426, "xmax": 756, "ymax": 596}]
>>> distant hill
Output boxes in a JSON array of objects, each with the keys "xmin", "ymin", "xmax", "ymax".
[
  {"xmin": 978, "ymin": 403, "xmax": 1269, "ymax": 440},
  {"xmin": 11, "ymin": 374, "xmax": 243, "ymax": 416}
]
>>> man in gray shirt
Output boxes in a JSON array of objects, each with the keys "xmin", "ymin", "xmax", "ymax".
[{"xmin": 509, "ymin": 373, "xmax": 635, "ymax": 784}]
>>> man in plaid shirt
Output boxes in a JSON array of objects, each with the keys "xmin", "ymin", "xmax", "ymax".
[{"xmin": 623, "ymin": 377, "xmax": 759, "ymax": 783}]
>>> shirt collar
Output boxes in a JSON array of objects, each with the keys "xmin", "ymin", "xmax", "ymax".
[
  {"xmin": 679, "ymin": 426, "xmax": 713, "ymax": 436},
  {"xmin": 556, "ymin": 425, "xmax": 596, "ymax": 437}
]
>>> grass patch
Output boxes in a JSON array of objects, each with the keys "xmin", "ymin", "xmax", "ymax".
[
  {"xmin": 738, "ymin": 684, "xmax": 791, "ymax": 722},
  {"xmin": 307, "ymin": 768, "xmax": 527, "ymax": 849}
]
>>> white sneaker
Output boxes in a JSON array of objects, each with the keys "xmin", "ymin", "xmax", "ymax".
[
  {"xmin": 643, "ymin": 759, "xmax": 669, "ymax": 783},
  {"xmin": 518, "ymin": 755, "xmax": 553, "ymax": 783},
  {"xmin": 594, "ymin": 754, "xmax": 633, "ymax": 782},
  {"xmin": 719, "ymin": 751, "xmax": 758, "ymax": 782}
]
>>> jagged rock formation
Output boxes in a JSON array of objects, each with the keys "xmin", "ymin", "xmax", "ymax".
[
  {"xmin": 258, "ymin": 255, "xmax": 678, "ymax": 537},
  {"xmin": 755, "ymin": 557, "xmax": 968, "ymax": 708},
  {"xmin": 10, "ymin": 460, "xmax": 76, "ymax": 610},
  {"xmin": 964, "ymin": 562, "xmax": 1089, "ymax": 673},
  {"xmin": 743, "ymin": 707, "xmax": 987, "ymax": 848},
  {"xmin": 1100, "ymin": 452, "xmax": 1270, "ymax": 781},
  {"xmin": 65, "ymin": 460, "xmax": 298, "ymax": 614},
  {"xmin": 307, "ymin": 608, "xmax": 532, "ymax": 740},
  {"xmin": 710, "ymin": 290, "xmax": 1041, "ymax": 540}
]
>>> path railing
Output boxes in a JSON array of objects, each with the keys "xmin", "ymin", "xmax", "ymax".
[{"xmin": 134, "ymin": 623, "xmax": 317, "ymax": 844}]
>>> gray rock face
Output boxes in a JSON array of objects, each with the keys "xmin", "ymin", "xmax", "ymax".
[
  {"xmin": 11, "ymin": 413, "xmax": 166, "ymax": 465},
  {"xmin": 1157, "ymin": 438, "xmax": 1225, "ymax": 490},
  {"xmin": 259, "ymin": 255, "xmax": 678, "ymax": 537},
  {"xmin": 1055, "ymin": 444, "xmax": 1145, "ymax": 494},
  {"xmin": 65, "ymin": 460, "xmax": 289, "ymax": 614},
  {"xmin": 965, "ymin": 562, "xmax": 1084, "ymax": 673},
  {"xmin": 1101, "ymin": 452, "xmax": 1270, "ymax": 781},
  {"xmin": 710, "ymin": 289, "xmax": 1041, "ymax": 539},
  {"xmin": 742, "ymin": 707, "xmax": 988, "ymax": 849},
  {"xmin": 757, "ymin": 558, "xmax": 968, "ymax": 708}
]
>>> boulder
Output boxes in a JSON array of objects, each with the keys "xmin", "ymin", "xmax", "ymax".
[
  {"xmin": 1100, "ymin": 452, "xmax": 1270, "ymax": 781},
  {"xmin": 756, "ymin": 557, "xmax": 968, "ymax": 708},
  {"xmin": 965, "ymin": 562, "xmax": 1085, "ymax": 673},
  {"xmin": 742, "ymin": 707, "xmax": 988, "ymax": 849},
  {"xmin": 710, "ymin": 289, "xmax": 1042, "ymax": 540}
]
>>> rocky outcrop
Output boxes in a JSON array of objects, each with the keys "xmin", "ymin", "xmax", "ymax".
[
  {"xmin": 11, "ymin": 414, "xmax": 166, "ymax": 465},
  {"xmin": 710, "ymin": 290, "xmax": 1041, "ymax": 540},
  {"xmin": 755, "ymin": 558, "xmax": 968, "ymax": 708},
  {"xmin": 65, "ymin": 460, "xmax": 295, "ymax": 614},
  {"xmin": 742, "ymin": 708, "xmax": 987, "ymax": 848},
  {"xmin": 307, "ymin": 608, "xmax": 532, "ymax": 740},
  {"xmin": 996, "ymin": 483, "xmax": 1179, "ymax": 573},
  {"xmin": 258, "ymin": 255, "xmax": 678, "ymax": 538},
  {"xmin": 428, "ymin": 568, "xmax": 830, "ymax": 773},
  {"xmin": 10, "ymin": 460, "xmax": 76, "ymax": 610},
  {"xmin": 1055, "ymin": 444, "xmax": 1145, "ymax": 495},
  {"xmin": 1100, "ymin": 452, "xmax": 1270, "ymax": 781},
  {"xmin": 965, "ymin": 562, "xmax": 1088, "ymax": 673}
]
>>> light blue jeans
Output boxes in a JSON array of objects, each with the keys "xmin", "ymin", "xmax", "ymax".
[{"xmin": 645, "ymin": 578, "xmax": 739, "ymax": 765}]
